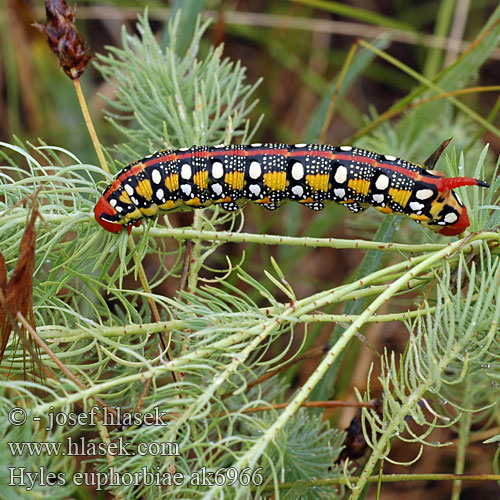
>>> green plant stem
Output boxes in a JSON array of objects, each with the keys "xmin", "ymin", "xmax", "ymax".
[
  {"xmin": 302, "ymin": 307, "xmax": 434, "ymax": 324},
  {"xmin": 147, "ymin": 224, "xmax": 452, "ymax": 252},
  {"xmin": 127, "ymin": 236, "xmax": 177, "ymax": 392},
  {"xmin": 320, "ymin": 40, "xmax": 357, "ymax": 143},
  {"xmin": 422, "ymin": 0, "xmax": 457, "ymax": 78},
  {"xmin": 34, "ymin": 307, "xmax": 432, "ymax": 343},
  {"xmin": 186, "ymin": 211, "xmax": 204, "ymax": 292},
  {"xmin": 290, "ymin": 0, "xmax": 414, "ymax": 31},
  {"xmin": 71, "ymin": 71, "xmax": 110, "ymax": 175},
  {"xmin": 451, "ymin": 383, "xmax": 474, "ymax": 500},
  {"xmin": 258, "ymin": 473, "xmax": 500, "ymax": 491}
]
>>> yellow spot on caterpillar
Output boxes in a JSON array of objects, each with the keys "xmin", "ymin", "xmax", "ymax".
[
  {"xmin": 299, "ymin": 197, "xmax": 314, "ymax": 204},
  {"xmin": 158, "ymin": 200, "xmax": 181, "ymax": 211},
  {"xmin": 375, "ymin": 206, "xmax": 393, "ymax": 214},
  {"xmin": 429, "ymin": 196, "xmax": 447, "ymax": 218},
  {"xmin": 140, "ymin": 204, "xmax": 159, "ymax": 216},
  {"xmin": 165, "ymin": 174, "xmax": 179, "ymax": 192},
  {"xmin": 193, "ymin": 171, "xmax": 208, "ymax": 189},
  {"xmin": 214, "ymin": 196, "xmax": 233, "ymax": 203},
  {"xmin": 389, "ymin": 188, "xmax": 412, "ymax": 207},
  {"xmin": 224, "ymin": 171, "xmax": 245, "ymax": 190},
  {"xmin": 135, "ymin": 179, "xmax": 153, "ymax": 200},
  {"xmin": 263, "ymin": 171, "xmax": 287, "ymax": 191},
  {"xmin": 409, "ymin": 213, "xmax": 428, "ymax": 221},
  {"xmin": 124, "ymin": 208, "xmax": 142, "ymax": 222},
  {"xmin": 255, "ymin": 196, "xmax": 272, "ymax": 204},
  {"xmin": 306, "ymin": 174, "xmax": 329, "ymax": 191},
  {"xmin": 119, "ymin": 191, "xmax": 132, "ymax": 204},
  {"xmin": 348, "ymin": 178, "xmax": 370, "ymax": 196},
  {"xmin": 186, "ymin": 197, "xmax": 202, "ymax": 207}
]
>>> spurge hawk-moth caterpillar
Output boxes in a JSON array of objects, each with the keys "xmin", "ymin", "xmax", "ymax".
[{"xmin": 94, "ymin": 143, "xmax": 489, "ymax": 236}]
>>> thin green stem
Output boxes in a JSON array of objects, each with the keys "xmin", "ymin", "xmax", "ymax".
[
  {"xmin": 451, "ymin": 383, "xmax": 473, "ymax": 500},
  {"xmin": 186, "ymin": 211, "xmax": 204, "ymax": 293},
  {"xmin": 422, "ymin": 0, "xmax": 457, "ymax": 78},
  {"xmin": 71, "ymin": 73, "xmax": 110, "ymax": 175},
  {"xmin": 259, "ymin": 473, "xmax": 500, "ymax": 491},
  {"xmin": 147, "ymin": 224, "xmax": 452, "ymax": 252},
  {"xmin": 320, "ymin": 41, "xmax": 357, "ymax": 143}
]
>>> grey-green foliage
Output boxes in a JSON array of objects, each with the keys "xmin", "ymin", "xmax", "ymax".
[
  {"xmin": 0, "ymin": 383, "xmax": 77, "ymax": 499},
  {"xmin": 355, "ymin": 245, "xmax": 500, "ymax": 495},
  {"xmin": 94, "ymin": 11, "xmax": 261, "ymax": 165}
]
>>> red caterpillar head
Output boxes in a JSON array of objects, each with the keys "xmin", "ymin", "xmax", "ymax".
[
  {"xmin": 424, "ymin": 177, "xmax": 488, "ymax": 236},
  {"xmin": 94, "ymin": 197, "xmax": 140, "ymax": 234}
]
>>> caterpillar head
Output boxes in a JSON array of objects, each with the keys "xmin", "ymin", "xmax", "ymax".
[
  {"xmin": 423, "ymin": 191, "xmax": 470, "ymax": 236},
  {"xmin": 422, "ymin": 177, "xmax": 488, "ymax": 236},
  {"xmin": 94, "ymin": 197, "xmax": 140, "ymax": 234}
]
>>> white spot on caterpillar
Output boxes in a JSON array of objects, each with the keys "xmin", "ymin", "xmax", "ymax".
[
  {"xmin": 334, "ymin": 165, "xmax": 348, "ymax": 184},
  {"xmin": 249, "ymin": 184, "xmax": 261, "ymax": 196},
  {"xmin": 372, "ymin": 194, "xmax": 384, "ymax": 203},
  {"xmin": 213, "ymin": 144, "xmax": 226, "ymax": 148},
  {"xmin": 375, "ymin": 174, "xmax": 390, "ymax": 190},
  {"xmin": 340, "ymin": 146, "xmax": 352, "ymax": 151},
  {"xmin": 410, "ymin": 201, "xmax": 424, "ymax": 211},
  {"xmin": 151, "ymin": 169, "xmax": 162, "ymax": 184},
  {"xmin": 181, "ymin": 184, "xmax": 192, "ymax": 196},
  {"xmin": 181, "ymin": 163, "xmax": 192, "ymax": 179},
  {"xmin": 178, "ymin": 147, "xmax": 190, "ymax": 151},
  {"xmin": 416, "ymin": 189, "xmax": 434, "ymax": 200},
  {"xmin": 131, "ymin": 197, "xmax": 139, "ymax": 205},
  {"xmin": 211, "ymin": 161, "xmax": 224, "ymax": 179},
  {"xmin": 334, "ymin": 188, "xmax": 345, "ymax": 198},
  {"xmin": 116, "ymin": 206, "xmax": 123, "ymax": 212},
  {"xmin": 384, "ymin": 155, "xmax": 397, "ymax": 161},
  {"xmin": 249, "ymin": 161, "xmax": 262, "ymax": 179},
  {"xmin": 291, "ymin": 162, "xmax": 304, "ymax": 180},
  {"xmin": 124, "ymin": 184, "xmax": 134, "ymax": 196},
  {"xmin": 295, "ymin": 143, "xmax": 307, "ymax": 148},
  {"xmin": 291, "ymin": 185, "xmax": 304, "ymax": 197},
  {"xmin": 211, "ymin": 183, "xmax": 223, "ymax": 196},
  {"xmin": 156, "ymin": 188, "xmax": 164, "ymax": 200},
  {"xmin": 251, "ymin": 143, "xmax": 262, "ymax": 147},
  {"xmin": 109, "ymin": 199, "xmax": 117, "ymax": 207},
  {"xmin": 444, "ymin": 212, "xmax": 458, "ymax": 223}
]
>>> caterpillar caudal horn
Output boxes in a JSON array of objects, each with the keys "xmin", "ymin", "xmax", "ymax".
[
  {"xmin": 438, "ymin": 176, "xmax": 489, "ymax": 190},
  {"xmin": 94, "ymin": 144, "xmax": 489, "ymax": 237}
]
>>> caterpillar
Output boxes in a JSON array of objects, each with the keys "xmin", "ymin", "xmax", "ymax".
[{"xmin": 94, "ymin": 143, "xmax": 489, "ymax": 236}]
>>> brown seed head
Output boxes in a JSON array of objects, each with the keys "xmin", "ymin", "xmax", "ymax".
[{"xmin": 34, "ymin": 0, "xmax": 91, "ymax": 79}]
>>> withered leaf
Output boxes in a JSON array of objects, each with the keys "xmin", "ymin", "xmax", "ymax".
[{"xmin": 0, "ymin": 201, "xmax": 38, "ymax": 364}]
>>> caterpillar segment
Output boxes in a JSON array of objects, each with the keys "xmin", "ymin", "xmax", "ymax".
[{"xmin": 94, "ymin": 144, "xmax": 489, "ymax": 236}]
